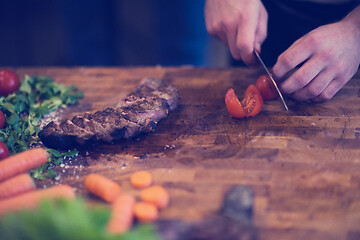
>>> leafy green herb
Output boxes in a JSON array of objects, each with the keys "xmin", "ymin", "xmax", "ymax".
[
  {"xmin": 0, "ymin": 75, "xmax": 83, "ymax": 179},
  {"xmin": 0, "ymin": 198, "xmax": 161, "ymax": 240}
]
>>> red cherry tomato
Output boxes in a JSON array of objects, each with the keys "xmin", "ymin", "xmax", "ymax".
[
  {"xmin": 0, "ymin": 69, "xmax": 20, "ymax": 96},
  {"xmin": 255, "ymin": 74, "xmax": 278, "ymax": 100},
  {"xmin": 0, "ymin": 140, "xmax": 9, "ymax": 160},
  {"xmin": 225, "ymin": 84, "xmax": 263, "ymax": 118},
  {"xmin": 0, "ymin": 110, "xmax": 5, "ymax": 129}
]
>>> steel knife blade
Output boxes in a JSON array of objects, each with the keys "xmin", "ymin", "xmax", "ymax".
[{"xmin": 253, "ymin": 49, "xmax": 288, "ymax": 111}]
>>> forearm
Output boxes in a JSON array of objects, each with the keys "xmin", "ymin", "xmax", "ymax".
[{"xmin": 342, "ymin": 5, "xmax": 360, "ymax": 36}]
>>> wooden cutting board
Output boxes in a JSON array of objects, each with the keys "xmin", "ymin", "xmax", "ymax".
[{"xmin": 16, "ymin": 66, "xmax": 360, "ymax": 240}]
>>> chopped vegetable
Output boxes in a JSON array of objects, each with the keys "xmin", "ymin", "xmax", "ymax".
[
  {"xmin": 140, "ymin": 185, "xmax": 169, "ymax": 209},
  {"xmin": 225, "ymin": 85, "xmax": 263, "ymax": 118},
  {"xmin": 0, "ymin": 148, "xmax": 48, "ymax": 182},
  {"xmin": 130, "ymin": 171, "xmax": 152, "ymax": 189},
  {"xmin": 0, "ymin": 74, "xmax": 83, "ymax": 179},
  {"xmin": 30, "ymin": 148, "xmax": 79, "ymax": 181},
  {"xmin": 107, "ymin": 193, "xmax": 136, "ymax": 234},
  {"xmin": 85, "ymin": 174, "xmax": 121, "ymax": 203},
  {"xmin": 0, "ymin": 173, "xmax": 35, "ymax": 200},
  {"xmin": 134, "ymin": 202, "xmax": 158, "ymax": 223},
  {"xmin": 0, "ymin": 184, "xmax": 75, "ymax": 217},
  {"xmin": 0, "ymin": 198, "xmax": 160, "ymax": 240}
]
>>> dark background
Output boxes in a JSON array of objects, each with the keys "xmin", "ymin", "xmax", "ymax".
[
  {"xmin": 1, "ymin": 0, "xmax": 358, "ymax": 67},
  {"xmin": 0, "ymin": 0, "xmax": 228, "ymax": 67}
]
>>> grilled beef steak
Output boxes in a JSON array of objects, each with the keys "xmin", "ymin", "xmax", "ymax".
[{"xmin": 39, "ymin": 78, "xmax": 179, "ymax": 149}]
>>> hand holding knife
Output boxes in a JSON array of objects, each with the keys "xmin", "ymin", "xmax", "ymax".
[{"xmin": 253, "ymin": 49, "xmax": 288, "ymax": 111}]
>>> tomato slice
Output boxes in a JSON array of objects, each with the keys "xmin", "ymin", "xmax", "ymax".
[
  {"xmin": 225, "ymin": 85, "xmax": 263, "ymax": 118},
  {"xmin": 225, "ymin": 88, "xmax": 247, "ymax": 118},
  {"xmin": 242, "ymin": 85, "xmax": 263, "ymax": 117}
]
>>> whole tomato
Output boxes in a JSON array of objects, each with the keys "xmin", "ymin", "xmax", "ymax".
[
  {"xmin": 255, "ymin": 74, "xmax": 278, "ymax": 100},
  {"xmin": 0, "ymin": 110, "xmax": 5, "ymax": 129},
  {"xmin": 0, "ymin": 69, "xmax": 20, "ymax": 96},
  {"xmin": 0, "ymin": 140, "xmax": 9, "ymax": 160}
]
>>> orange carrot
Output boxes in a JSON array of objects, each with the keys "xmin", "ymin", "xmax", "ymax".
[
  {"xmin": 130, "ymin": 171, "xmax": 152, "ymax": 188},
  {"xmin": 133, "ymin": 201, "xmax": 158, "ymax": 223},
  {"xmin": 107, "ymin": 193, "xmax": 136, "ymax": 234},
  {"xmin": 0, "ymin": 173, "xmax": 36, "ymax": 200},
  {"xmin": 0, "ymin": 184, "xmax": 75, "ymax": 217},
  {"xmin": 84, "ymin": 174, "xmax": 121, "ymax": 203},
  {"xmin": 140, "ymin": 185, "xmax": 169, "ymax": 209},
  {"xmin": 0, "ymin": 148, "xmax": 48, "ymax": 182}
]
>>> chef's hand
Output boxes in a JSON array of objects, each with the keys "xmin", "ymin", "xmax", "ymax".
[
  {"xmin": 204, "ymin": 0, "xmax": 268, "ymax": 66},
  {"xmin": 272, "ymin": 6, "xmax": 360, "ymax": 102}
]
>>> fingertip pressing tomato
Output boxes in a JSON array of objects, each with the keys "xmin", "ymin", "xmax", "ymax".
[
  {"xmin": 0, "ymin": 140, "xmax": 9, "ymax": 160},
  {"xmin": 0, "ymin": 110, "xmax": 5, "ymax": 129},
  {"xmin": 255, "ymin": 74, "xmax": 278, "ymax": 100},
  {"xmin": 225, "ymin": 84, "xmax": 263, "ymax": 118},
  {"xmin": 0, "ymin": 69, "xmax": 20, "ymax": 96}
]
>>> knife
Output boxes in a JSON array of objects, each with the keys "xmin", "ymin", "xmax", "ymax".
[{"xmin": 253, "ymin": 49, "xmax": 288, "ymax": 111}]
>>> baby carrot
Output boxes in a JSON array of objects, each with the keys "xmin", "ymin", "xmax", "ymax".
[
  {"xmin": 0, "ymin": 173, "xmax": 36, "ymax": 200},
  {"xmin": 133, "ymin": 201, "xmax": 158, "ymax": 223},
  {"xmin": 0, "ymin": 184, "xmax": 75, "ymax": 217},
  {"xmin": 107, "ymin": 193, "xmax": 136, "ymax": 234},
  {"xmin": 0, "ymin": 148, "xmax": 48, "ymax": 182},
  {"xmin": 84, "ymin": 174, "xmax": 121, "ymax": 203},
  {"xmin": 140, "ymin": 185, "xmax": 169, "ymax": 209},
  {"xmin": 130, "ymin": 171, "xmax": 152, "ymax": 188}
]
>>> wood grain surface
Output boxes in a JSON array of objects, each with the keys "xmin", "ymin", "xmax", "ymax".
[{"xmin": 16, "ymin": 66, "xmax": 360, "ymax": 240}]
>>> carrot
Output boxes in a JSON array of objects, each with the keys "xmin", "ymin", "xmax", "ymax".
[
  {"xmin": 84, "ymin": 174, "xmax": 121, "ymax": 203},
  {"xmin": 130, "ymin": 171, "xmax": 152, "ymax": 188},
  {"xmin": 0, "ymin": 173, "xmax": 36, "ymax": 200},
  {"xmin": 133, "ymin": 201, "xmax": 158, "ymax": 223},
  {"xmin": 0, "ymin": 148, "xmax": 48, "ymax": 182},
  {"xmin": 107, "ymin": 193, "xmax": 136, "ymax": 234},
  {"xmin": 140, "ymin": 185, "xmax": 169, "ymax": 209},
  {"xmin": 0, "ymin": 184, "xmax": 75, "ymax": 217}
]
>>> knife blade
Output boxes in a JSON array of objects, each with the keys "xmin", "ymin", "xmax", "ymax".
[{"xmin": 253, "ymin": 49, "xmax": 288, "ymax": 111}]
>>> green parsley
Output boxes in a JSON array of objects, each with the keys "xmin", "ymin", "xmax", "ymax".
[
  {"xmin": 0, "ymin": 75, "xmax": 83, "ymax": 179},
  {"xmin": 0, "ymin": 198, "xmax": 161, "ymax": 240}
]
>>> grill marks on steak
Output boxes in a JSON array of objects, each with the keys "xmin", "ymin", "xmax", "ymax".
[{"xmin": 39, "ymin": 78, "xmax": 179, "ymax": 149}]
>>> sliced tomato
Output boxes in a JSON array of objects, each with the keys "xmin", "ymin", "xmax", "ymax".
[
  {"xmin": 225, "ymin": 88, "xmax": 247, "ymax": 118},
  {"xmin": 225, "ymin": 85, "xmax": 263, "ymax": 118}
]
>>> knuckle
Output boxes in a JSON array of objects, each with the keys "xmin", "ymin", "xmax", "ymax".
[
  {"xmin": 257, "ymin": 31, "xmax": 267, "ymax": 43},
  {"xmin": 292, "ymin": 74, "xmax": 309, "ymax": 88},
  {"xmin": 205, "ymin": 25, "xmax": 215, "ymax": 35},
  {"xmin": 319, "ymin": 49, "xmax": 337, "ymax": 63},
  {"xmin": 334, "ymin": 77, "xmax": 347, "ymax": 89},
  {"xmin": 318, "ymin": 92, "xmax": 332, "ymax": 102},
  {"xmin": 222, "ymin": 18, "xmax": 237, "ymax": 32},
  {"xmin": 332, "ymin": 62, "xmax": 349, "ymax": 77},
  {"xmin": 278, "ymin": 53, "xmax": 296, "ymax": 70},
  {"xmin": 307, "ymin": 86, "xmax": 321, "ymax": 98},
  {"xmin": 236, "ymin": 40, "xmax": 249, "ymax": 53},
  {"xmin": 205, "ymin": 22, "xmax": 219, "ymax": 36},
  {"xmin": 306, "ymin": 34, "xmax": 321, "ymax": 49},
  {"xmin": 264, "ymin": 10, "xmax": 269, "ymax": 21}
]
